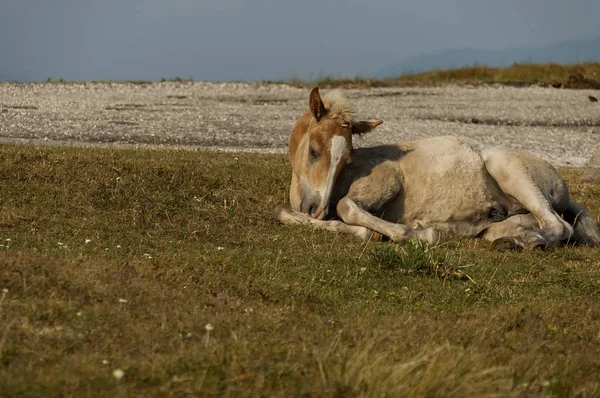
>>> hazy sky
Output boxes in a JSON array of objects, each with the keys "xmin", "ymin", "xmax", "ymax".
[{"xmin": 1, "ymin": 0, "xmax": 600, "ymax": 81}]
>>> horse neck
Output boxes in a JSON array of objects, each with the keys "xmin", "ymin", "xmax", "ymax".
[
  {"xmin": 334, "ymin": 145, "xmax": 405, "ymax": 202},
  {"xmin": 288, "ymin": 110, "xmax": 313, "ymax": 166}
]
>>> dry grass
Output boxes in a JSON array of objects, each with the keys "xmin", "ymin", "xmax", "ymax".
[
  {"xmin": 1, "ymin": 144, "xmax": 600, "ymax": 396},
  {"xmin": 392, "ymin": 62, "xmax": 600, "ymax": 86},
  {"xmin": 286, "ymin": 62, "xmax": 600, "ymax": 88}
]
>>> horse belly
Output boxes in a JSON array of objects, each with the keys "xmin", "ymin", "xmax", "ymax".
[{"xmin": 394, "ymin": 144, "xmax": 499, "ymax": 236}]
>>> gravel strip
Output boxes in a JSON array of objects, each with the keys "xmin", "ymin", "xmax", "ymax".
[{"xmin": 1, "ymin": 82, "xmax": 599, "ymax": 166}]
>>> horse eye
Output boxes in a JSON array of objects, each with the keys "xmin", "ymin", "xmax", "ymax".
[{"xmin": 309, "ymin": 147, "xmax": 320, "ymax": 160}]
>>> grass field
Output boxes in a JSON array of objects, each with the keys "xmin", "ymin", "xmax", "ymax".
[{"xmin": 1, "ymin": 144, "xmax": 600, "ymax": 397}]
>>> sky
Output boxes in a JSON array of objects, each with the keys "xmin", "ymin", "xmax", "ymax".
[{"xmin": 1, "ymin": 0, "xmax": 600, "ymax": 82}]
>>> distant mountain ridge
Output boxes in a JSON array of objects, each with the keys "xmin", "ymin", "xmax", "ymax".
[{"xmin": 376, "ymin": 36, "xmax": 600, "ymax": 79}]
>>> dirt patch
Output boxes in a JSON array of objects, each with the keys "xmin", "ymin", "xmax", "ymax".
[
  {"xmin": 420, "ymin": 115, "xmax": 600, "ymax": 128},
  {"xmin": 108, "ymin": 120, "xmax": 139, "ymax": 126},
  {"xmin": 1, "ymin": 82, "xmax": 599, "ymax": 166},
  {"xmin": 105, "ymin": 104, "xmax": 146, "ymax": 111},
  {"xmin": 2, "ymin": 104, "xmax": 38, "ymax": 110},
  {"xmin": 365, "ymin": 91, "xmax": 440, "ymax": 98},
  {"xmin": 592, "ymin": 142, "xmax": 600, "ymax": 165},
  {"xmin": 563, "ymin": 75, "xmax": 600, "ymax": 90}
]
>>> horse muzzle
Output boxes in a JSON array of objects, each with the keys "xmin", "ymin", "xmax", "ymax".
[
  {"xmin": 311, "ymin": 205, "xmax": 328, "ymax": 220},
  {"xmin": 300, "ymin": 193, "xmax": 326, "ymax": 219}
]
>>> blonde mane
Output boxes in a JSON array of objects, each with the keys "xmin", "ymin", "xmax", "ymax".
[{"xmin": 322, "ymin": 90, "xmax": 355, "ymax": 125}]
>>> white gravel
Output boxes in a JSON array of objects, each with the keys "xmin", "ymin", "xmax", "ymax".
[{"xmin": 1, "ymin": 82, "xmax": 599, "ymax": 166}]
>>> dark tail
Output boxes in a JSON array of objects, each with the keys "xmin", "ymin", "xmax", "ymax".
[{"xmin": 563, "ymin": 201, "xmax": 600, "ymax": 246}]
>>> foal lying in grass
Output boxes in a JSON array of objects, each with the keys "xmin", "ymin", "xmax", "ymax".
[{"xmin": 275, "ymin": 88, "xmax": 600, "ymax": 251}]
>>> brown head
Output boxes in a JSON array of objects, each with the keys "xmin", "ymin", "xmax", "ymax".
[{"xmin": 291, "ymin": 87, "xmax": 382, "ymax": 219}]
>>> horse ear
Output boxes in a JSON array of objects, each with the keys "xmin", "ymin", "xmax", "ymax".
[
  {"xmin": 309, "ymin": 87, "xmax": 326, "ymax": 121},
  {"xmin": 351, "ymin": 120, "xmax": 383, "ymax": 135}
]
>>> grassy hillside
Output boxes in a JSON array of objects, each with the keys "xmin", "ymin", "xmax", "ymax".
[
  {"xmin": 376, "ymin": 37, "xmax": 600, "ymax": 79},
  {"xmin": 1, "ymin": 144, "xmax": 600, "ymax": 396},
  {"xmin": 392, "ymin": 62, "xmax": 600, "ymax": 86},
  {"xmin": 295, "ymin": 62, "xmax": 600, "ymax": 88}
]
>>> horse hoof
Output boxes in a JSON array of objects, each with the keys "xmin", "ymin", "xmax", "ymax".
[
  {"xmin": 273, "ymin": 204, "xmax": 291, "ymax": 220},
  {"xmin": 525, "ymin": 238, "xmax": 546, "ymax": 250},
  {"xmin": 524, "ymin": 232, "xmax": 547, "ymax": 250},
  {"xmin": 273, "ymin": 204, "xmax": 305, "ymax": 224},
  {"xmin": 370, "ymin": 231, "xmax": 387, "ymax": 242},
  {"xmin": 416, "ymin": 227, "xmax": 445, "ymax": 245},
  {"xmin": 491, "ymin": 237, "xmax": 524, "ymax": 252}
]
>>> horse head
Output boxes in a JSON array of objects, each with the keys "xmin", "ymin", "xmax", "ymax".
[{"xmin": 291, "ymin": 87, "xmax": 382, "ymax": 219}]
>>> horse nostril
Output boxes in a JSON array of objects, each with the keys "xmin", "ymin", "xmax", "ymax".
[{"xmin": 301, "ymin": 195, "xmax": 322, "ymax": 216}]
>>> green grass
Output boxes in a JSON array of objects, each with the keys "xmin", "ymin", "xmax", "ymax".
[{"xmin": 1, "ymin": 144, "xmax": 600, "ymax": 397}]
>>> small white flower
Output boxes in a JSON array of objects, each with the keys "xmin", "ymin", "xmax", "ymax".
[
  {"xmin": 102, "ymin": 359, "xmax": 109, "ymax": 365},
  {"xmin": 216, "ymin": 246, "xmax": 224, "ymax": 251},
  {"xmin": 203, "ymin": 324, "xmax": 214, "ymax": 347},
  {"xmin": 105, "ymin": 248, "xmax": 109, "ymax": 251},
  {"xmin": 85, "ymin": 239, "xmax": 91, "ymax": 244},
  {"xmin": 58, "ymin": 242, "xmax": 63, "ymax": 246},
  {"xmin": 116, "ymin": 245, "xmax": 121, "ymax": 248},
  {"xmin": 113, "ymin": 368, "xmax": 125, "ymax": 380},
  {"xmin": 76, "ymin": 311, "xmax": 82, "ymax": 317},
  {"xmin": 118, "ymin": 298, "xmax": 128, "ymax": 303}
]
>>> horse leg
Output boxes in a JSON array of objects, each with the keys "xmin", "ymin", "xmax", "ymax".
[
  {"xmin": 483, "ymin": 149, "xmax": 573, "ymax": 248},
  {"xmin": 273, "ymin": 205, "xmax": 383, "ymax": 241},
  {"xmin": 481, "ymin": 214, "xmax": 549, "ymax": 251},
  {"xmin": 335, "ymin": 163, "xmax": 442, "ymax": 244}
]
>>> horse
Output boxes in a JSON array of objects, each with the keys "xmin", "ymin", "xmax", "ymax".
[{"xmin": 274, "ymin": 87, "xmax": 600, "ymax": 251}]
